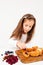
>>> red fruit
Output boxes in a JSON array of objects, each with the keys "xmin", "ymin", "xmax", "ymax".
[{"xmin": 4, "ymin": 55, "xmax": 18, "ymax": 65}]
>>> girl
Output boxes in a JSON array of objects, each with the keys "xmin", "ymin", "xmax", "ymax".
[{"xmin": 10, "ymin": 13, "xmax": 36, "ymax": 49}]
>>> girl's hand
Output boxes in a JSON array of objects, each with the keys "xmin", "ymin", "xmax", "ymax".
[{"xmin": 16, "ymin": 41, "xmax": 26, "ymax": 49}]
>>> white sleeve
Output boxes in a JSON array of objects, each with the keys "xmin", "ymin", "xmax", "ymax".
[{"xmin": 8, "ymin": 38, "xmax": 18, "ymax": 48}]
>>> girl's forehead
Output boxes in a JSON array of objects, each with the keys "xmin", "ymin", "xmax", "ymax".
[{"xmin": 23, "ymin": 19, "xmax": 34, "ymax": 26}]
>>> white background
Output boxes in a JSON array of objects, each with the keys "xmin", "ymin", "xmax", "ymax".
[{"xmin": 0, "ymin": 0, "xmax": 43, "ymax": 65}]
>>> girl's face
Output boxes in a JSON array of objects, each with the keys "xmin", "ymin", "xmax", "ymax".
[{"xmin": 23, "ymin": 19, "xmax": 34, "ymax": 34}]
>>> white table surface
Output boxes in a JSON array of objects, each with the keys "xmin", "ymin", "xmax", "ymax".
[{"xmin": 0, "ymin": 39, "xmax": 43, "ymax": 65}]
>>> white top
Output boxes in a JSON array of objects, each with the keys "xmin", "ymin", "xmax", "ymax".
[
  {"xmin": 8, "ymin": 33, "xmax": 43, "ymax": 50},
  {"xmin": 19, "ymin": 33, "xmax": 27, "ymax": 43},
  {"xmin": 8, "ymin": 34, "xmax": 27, "ymax": 50}
]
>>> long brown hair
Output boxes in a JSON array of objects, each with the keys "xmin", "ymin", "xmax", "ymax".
[{"xmin": 10, "ymin": 14, "xmax": 36, "ymax": 43}]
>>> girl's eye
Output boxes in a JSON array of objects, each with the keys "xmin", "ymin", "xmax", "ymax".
[{"xmin": 29, "ymin": 26, "xmax": 31, "ymax": 28}]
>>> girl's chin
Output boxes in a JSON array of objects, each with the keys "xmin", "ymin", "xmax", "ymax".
[
  {"xmin": 22, "ymin": 30, "xmax": 28, "ymax": 34},
  {"xmin": 24, "ymin": 31, "xmax": 28, "ymax": 34},
  {"xmin": 24, "ymin": 30, "xmax": 30, "ymax": 34}
]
